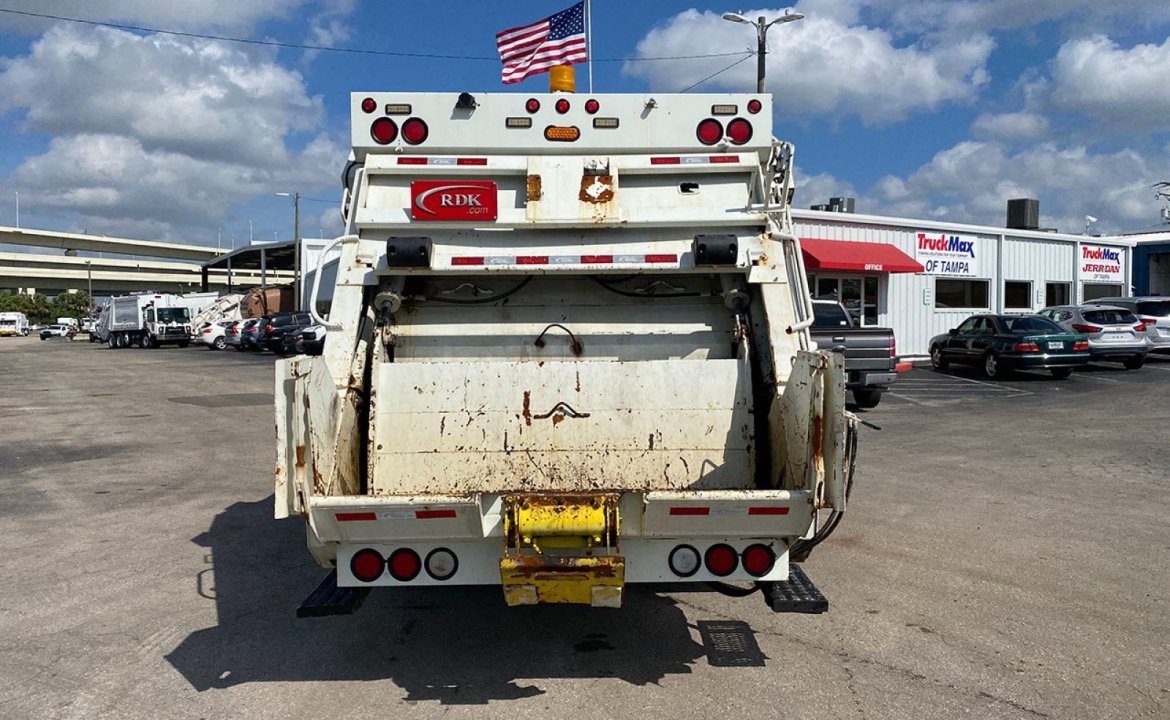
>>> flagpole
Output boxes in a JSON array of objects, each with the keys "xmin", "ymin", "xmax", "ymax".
[{"xmin": 586, "ymin": 0, "xmax": 593, "ymax": 92}]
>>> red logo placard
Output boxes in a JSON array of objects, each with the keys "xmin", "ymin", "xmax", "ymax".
[{"xmin": 410, "ymin": 180, "xmax": 498, "ymax": 221}]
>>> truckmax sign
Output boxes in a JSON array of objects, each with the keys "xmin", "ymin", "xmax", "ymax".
[
  {"xmin": 914, "ymin": 232, "xmax": 979, "ymax": 276},
  {"xmin": 411, "ymin": 181, "xmax": 498, "ymax": 221},
  {"xmin": 1080, "ymin": 244, "xmax": 1124, "ymax": 282}
]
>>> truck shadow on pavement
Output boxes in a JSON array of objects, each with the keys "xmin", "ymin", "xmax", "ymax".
[{"xmin": 166, "ymin": 496, "xmax": 707, "ymax": 704}]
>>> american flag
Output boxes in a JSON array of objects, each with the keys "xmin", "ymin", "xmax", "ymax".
[{"xmin": 496, "ymin": 2, "xmax": 588, "ymax": 85}]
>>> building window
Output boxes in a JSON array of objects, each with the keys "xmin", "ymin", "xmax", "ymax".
[
  {"xmin": 1083, "ymin": 283, "xmax": 1124, "ymax": 301},
  {"xmin": 1045, "ymin": 282, "xmax": 1070, "ymax": 307},
  {"xmin": 1004, "ymin": 281, "xmax": 1032, "ymax": 310},
  {"xmin": 935, "ymin": 278, "xmax": 989, "ymax": 309}
]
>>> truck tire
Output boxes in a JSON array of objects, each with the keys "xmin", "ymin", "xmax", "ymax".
[
  {"xmin": 107, "ymin": 334, "xmax": 116, "ymax": 349},
  {"xmin": 140, "ymin": 333, "xmax": 155, "ymax": 349},
  {"xmin": 852, "ymin": 388, "xmax": 883, "ymax": 409},
  {"xmin": 119, "ymin": 333, "xmax": 130, "ymax": 349},
  {"xmin": 930, "ymin": 344, "xmax": 948, "ymax": 370},
  {"xmin": 1123, "ymin": 355, "xmax": 1144, "ymax": 370},
  {"xmin": 177, "ymin": 340, "xmax": 190, "ymax": 348}
]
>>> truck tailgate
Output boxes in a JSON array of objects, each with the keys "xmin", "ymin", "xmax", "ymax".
[{"xmin": 369, "ymin": 358, "xmax": 754, "ymax": 495}]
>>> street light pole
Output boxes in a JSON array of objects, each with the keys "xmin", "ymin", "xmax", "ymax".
[
  {"xmin": 14, "ymin": 191, "xmax": 19, "ymax": 229},
  {"xmin": 275, "ymin": 192, "xmax": 302, "ymax": 310},
  {"xmin": 722, "ymin": 10, "xmax": 804, "ymax": 93},
  {"xmin": 85, "ymin": 260, "xmax": 93, "ymax": 308}
]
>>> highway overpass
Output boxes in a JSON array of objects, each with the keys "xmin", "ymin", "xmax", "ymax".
[
  {"xmin": 0, "ymin": 226, "xmax": 219, "ymax": 261},
  {"xmin": 0, "ymin": 226, "xmax": 290, "ymax": 295}
]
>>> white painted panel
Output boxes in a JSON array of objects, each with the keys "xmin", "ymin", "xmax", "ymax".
[{"xmin": 370, "ymin": 359, "xmax": 755, "ymax": 495}]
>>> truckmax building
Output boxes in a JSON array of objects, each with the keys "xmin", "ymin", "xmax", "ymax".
[{"xmin": 791, "ymin": 201, "xmax": 1136, "ymax": 357}]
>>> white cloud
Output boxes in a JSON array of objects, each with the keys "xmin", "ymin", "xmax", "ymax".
[
  {"xmin": 860, "ymin": 140, "xmax": 1168, "ymax": 232},
  {"xmin": 624, "ymin": 9, "xmax": 993, "ymax": 125},
  {"xmin": 971, "ymin": 111, "xmax": 1049, "ymax": 141},
  {"xmin": 871, "ymin": 0, "xmax": 1170, "ymax": 37},
  {"xmin": 0, "ymin": 24, "xmax": 344, "ymax": 242},
  {"xmin": 1047, "ymin": 34, "xmax": 1170, "ymax": 130},
  {"xmin": 0, "ymin": 0, "xmax": 312, "ymax": 33}
]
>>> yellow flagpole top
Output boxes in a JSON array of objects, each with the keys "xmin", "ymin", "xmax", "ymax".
[{"xmin": 549, "ymin": 65, "xmax": 576, "ymax": 93}]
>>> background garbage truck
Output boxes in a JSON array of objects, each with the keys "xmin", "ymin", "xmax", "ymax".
[
  {"xmin": 276, "ymin": 79, "xmax": 858, "ymax": 616},
  {"xmin": 103, "ymin": 293, "xmax": 193, "ymax": 349}
]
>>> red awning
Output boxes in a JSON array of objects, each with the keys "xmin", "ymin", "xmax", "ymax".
[{"xmin": 800, "ymin": 239, "xmax": 924, "ymax": 274}]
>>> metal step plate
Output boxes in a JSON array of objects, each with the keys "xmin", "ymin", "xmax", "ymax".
[
  {"xmin": 759, "ymin": 563, "xmax": 828, "ymax": 614},
  {"xmin": 296, "ymin": 570, "xmax": 371, "ymax": 618}
]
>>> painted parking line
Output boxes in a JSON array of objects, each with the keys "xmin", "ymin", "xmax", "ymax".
[
  {"xmin": 1068, "ymin": 373, "xmax": 1121, "ymax": 383},
  {"xmin": 887, "ymin": 371, "xmax": 1032, "ymax": 406}
]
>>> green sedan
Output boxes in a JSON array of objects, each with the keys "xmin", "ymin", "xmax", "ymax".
[{"xmin": 929, "ymin": 314, "xmax": 1090, "ymax": 379}]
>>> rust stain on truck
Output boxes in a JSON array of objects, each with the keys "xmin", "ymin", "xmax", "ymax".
[{"xmin": 526, "ymin": 174, "xmax": 543, "ymax": 202}]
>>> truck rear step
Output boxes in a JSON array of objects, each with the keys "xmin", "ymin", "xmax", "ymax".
[
  {"xmin": 760, "ymin": 563, "xmax": 828, "ymax": 614},
  {"xmin": 297, "ymin": 570, "xmax": 370, "ymax": 618}
]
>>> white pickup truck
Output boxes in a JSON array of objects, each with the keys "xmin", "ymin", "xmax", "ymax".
[{"xmin": 277, "ymin": 81, "xmax": 857, "ymax": 616}]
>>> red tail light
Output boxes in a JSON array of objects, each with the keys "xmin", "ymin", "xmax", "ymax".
[
  {"xmin": 1073, "ymin": 340, "xmax": 1089, "ymax": 351},
  {"xmin": 525, "ymin": 98, "xmax": 540, "ymax": 113},
  {"xmin": 1013, "ymin": 341, "xmax": 1040, "ymax": 352},
  {"xmin": 401, "ymin": 117, "xmax": 429, "ymax": 145},
  {"xmin": 1140, "ymin": 316, "xmax": 1157, "ymax": 326},
  {"xmin": 370, "ymin": 117, "xmax": 398, "ymax": 144},
  {"xmin": 741, "ymin": 544, "xmax": 776, "ymax": 577},
  {"xmin": 1071, "ymin": 323, "xmax": 1101, "ymax": 333},
  {"xmin": 265, "ymin": 324, "xmax": 274, "ymax": 334},
  {"xmin": 554, "ymin": 98, "xmax": 570, "ymax": 114},
  {"xmin": 890, "ymin": 336, "xmax": 896, "ymax": 358},
  {"xmin": 360, "ymin": 97, "xmax": 377, "ymax": 114},
  {"xmin": 696, "ymin": 118, "xmax": 723, "ymax": 145},
  {"xmin": 704, "ymin": 543, "xmax": 738, "ymax": 577},
  {"xmin": 350, "ymin": 548, "xmax": 384, "ymax": 583},
  {"xmin": 726, "ymin": 118, "xmax": 753, "ymax": 145},
  {"xmin": 584, "ymin": 98, "xmax": 599, "ymax": 114},
  {"xmin": 1134, "ymin": 323, "xmax": 1147, "ymax": 332},
  {"xmin": 388, "ymin": 548, "xmax": 421, "ymax": 582},
  {"xmin": 747, "ymin": 99, "xmax": 762, "ymax": 114},
  {"xmin": 202, "ymin": 328, "xmax": 212, "ymax": 334}
]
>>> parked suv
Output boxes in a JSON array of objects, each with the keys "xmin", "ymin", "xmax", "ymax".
[
  {"xmin": 239, "ymin": 318, "xmax": 265, "ymax": 351},
  {"xmin": 1040, "ymin": 304, "xmax": 1148, "ymax": 369},
  {"xmin": 1085, "ymin": 296, "xmax": 1170, "ymax": 355},
  {"xmin": 263, "ymin": 311, "xmax": 313, "ymax": 354}
]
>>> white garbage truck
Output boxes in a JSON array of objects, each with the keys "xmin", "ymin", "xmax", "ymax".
[
  {"xmin": 277, "ymin": 81, "xmax": 858, "ymax": 616},
  {"xmin": 104, "ymin": 293, "xmax": 193, "ymax": 348},
  {"xmin": 0, "ymin": 311, "xmax": 30, "ymax": 337}
]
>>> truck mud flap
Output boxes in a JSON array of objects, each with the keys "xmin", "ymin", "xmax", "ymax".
[
  {"xmin": 297, "ymin": 570, "xmax": 370, "ymax": 618},
  {"xmin": 758, "ymin": 563, "xmax": 828, "ymax": 614}
]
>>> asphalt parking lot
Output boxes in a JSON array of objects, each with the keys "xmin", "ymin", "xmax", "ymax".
[
  {"xmin": 1, "ymin": 337, "xmax": 1167, "ymax": 720},
  {"xmin": 885, "ymin": 355, "xmax": 1170, "ymax": 407}
]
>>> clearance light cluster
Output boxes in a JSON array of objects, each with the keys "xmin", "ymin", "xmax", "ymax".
[
  {"xmin": 509, "ymin": 97, "xmax": 617, "ymax": 137},
  {"xmin": 349, "ymin": 547, "xmax": 459, "ymax": 583},
  {"xmin": 667, "ymin": 543, "xmax": 777, "ymax": 578}
]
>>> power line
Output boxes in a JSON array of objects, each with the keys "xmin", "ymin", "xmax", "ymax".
[
  {"xmin": 0, "ymin": 7, "xmax": 751, "ymax": 63},
  {"xmin": 680, "ymin": 52, "xmax": 755, "ymax": 93}
]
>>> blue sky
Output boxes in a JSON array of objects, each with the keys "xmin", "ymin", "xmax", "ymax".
[{"xmin": 0, "ymin": 0, "xmax": 1168, "ymax": 249}]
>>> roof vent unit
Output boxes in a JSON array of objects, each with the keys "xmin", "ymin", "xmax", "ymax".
[
  {"xmin": 1007, "ymin": 198, "xmax": 1039, "ymax": 230},
  {"xmin": 810, "ymin": 203, "xmax": 830, "ymax": 211},
  {"xmin": 828, "ymin": 196, "xmax": 855, "ymax": 214}
]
